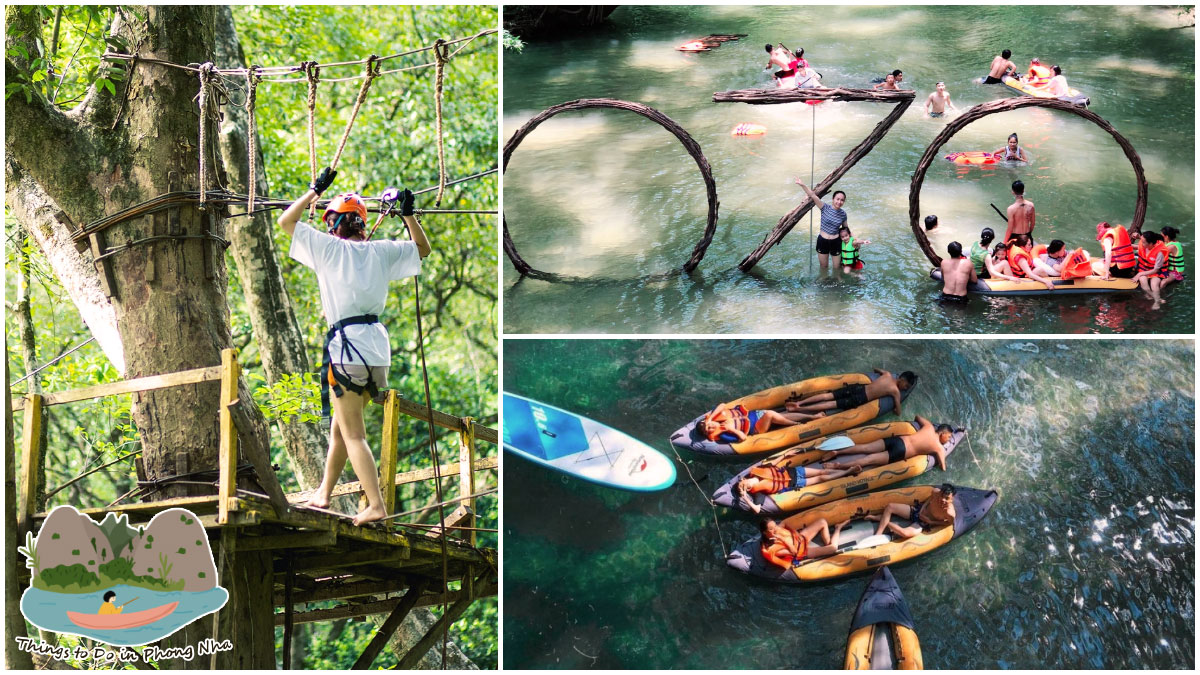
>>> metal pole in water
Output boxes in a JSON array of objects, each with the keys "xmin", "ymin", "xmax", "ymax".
[{"xmin": 808, "ymin": 102, "xmax": 816, "ymax": 276}]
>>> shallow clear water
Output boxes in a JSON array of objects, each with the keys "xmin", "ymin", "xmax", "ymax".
[
  {"xmin": 502, "ymin": 339, "xmax": 1195, "ymax": 668},
  {"xmin": 503, "ymin": 5, "xmax": 1195, "ymax": 333}
]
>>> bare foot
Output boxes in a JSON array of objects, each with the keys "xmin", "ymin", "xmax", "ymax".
[
  {"xmin": 784, "ymin": 401, "xmax": 800, "ymax": 412},
  {"xmin": 819, "ymin": 451, "xmax": 837, "ymax": 463},
  {"xmin": 305, "ymin": 493, "xmax": 332, "ymax": 510},
  {"xmin": 353, "ymin": 504, "xmax": 387, "ymax": 526},
  {"xmin": 847, "ymin": 465, "xmax": 863, "ymax": 477},
  {"xmin": 812, "ymin": 411, "xmax": 825, "ymax": 418},
  {"xmin": 864, "ymin": 513, "xmax": 881, "ymax": 522}
]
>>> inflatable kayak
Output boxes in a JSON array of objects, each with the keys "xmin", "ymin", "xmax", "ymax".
[
  {"xmin": 712, "ymin": 420, "xmax": 966, "ymax": 515},
  {"xmin": 677, "ymin": 33, "xmax": 746, "ymax": 52},
  {"xmin": 845, "ymin": 567, "xmax": 923, "ymax": 669},
  {"xmin": 732, "ymin": 123, "xmax": 767, "ymax": 136},
  {"xmin": 67, "ymin": 601, "xmax": 179, "ymax": 630},
  {"xmin": 1001, "ymin": 75, "xmax": 1089, "ymax": 107},
  {"xmin": 670, "ymin": 372, "xmax": 917, "ymax": 457},
  {"xmin": 503, "ymin": 392, "xmax": 676, "ymax": 491},
  {"xmin": 930, "ymin": 268, "xmax": 1138, "ymax": 295},
  {"xmin": 944, "ymin": 151, "xmax": 997, "ymax": 166},
  {"xmin": 726, "ymin": 484, "xmax": 999, "ymax": 583}
]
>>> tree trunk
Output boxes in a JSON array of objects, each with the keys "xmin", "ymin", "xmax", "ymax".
[
  {"xmin": 4, "ymin": 6, "xmax": 273, "ymax": 668},
  {"xmin": 5, "ymin": 348, "xmax": 35, "ymax": 669}
]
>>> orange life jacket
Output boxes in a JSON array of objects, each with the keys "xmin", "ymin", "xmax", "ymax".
[
  {"xmin": 761, "ymin": 527, "xmax": 806, "ymax": 568},
  {"xmin": 1060, "ymin": 248, "xmax": 1094, "ymax": 280},
  {"xmin": 705, "ymin": 404, "xmax": 750, "ymax": 442},
  {"xmin": 1030, "ymin": 244, "xmax": 1048, "ymax": 259},
  {"xmin": 747, "ymin": 465, "xmax": 791, "ymax": 494},
  {"xmin": 1137, "ymin": 241, "xmax": 1168, "ymax": 277},
  {"xmin": 1008, "ymin": 245, "xmax": 1032, "ymax": 278},
  {"xmin": 1101, "ymin": 225, "xmax": 1135, "ymax": 269},
  {"xmin": 1026, "ymin": 62, "xmax": 1052, "ymax": 87}
]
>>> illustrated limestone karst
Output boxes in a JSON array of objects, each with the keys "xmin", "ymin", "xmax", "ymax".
[
  {"xmin": 130, "ymin": 509, "xmax": 218, "ymax": 592},
  {"xmin": 34, "ymin": 506, "xmax": 113, "ymax": 582}
]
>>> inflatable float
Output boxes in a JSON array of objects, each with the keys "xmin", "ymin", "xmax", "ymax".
[
  {"xmin": 1001, "ymin": 75, "xmax": 1089, "ymax": 107},
  {"xmin": 944, "ymin": 151, "xmax": 998, "ymax": 166},
  {"xmin": 726, "ymin": 484, "xmax": 999, "ymax": 583},
  {"xmin": 844, "ymin": 567, "xmax": 923, "ymax": 669},
  {"xmin": 670, "ymin": 372, "xmax": 917, "ymax": 457},
  {"xmin": 732, "ymin": 123, "xmax": 767, "ymax": 136},
  {"xmin": 712, "ymin": 420, "xmax": 966, "ymax": 515},
  {"xmin": 930, "ymin": 268, "xmax": 1137, "ymax": 295},
  {"xmin": 67, "ymin": 601, "xmax": 179, "ymax": 630},
  {"xmin": 503, "ymin": 392, "xmax": 676, "ymax": 491}
]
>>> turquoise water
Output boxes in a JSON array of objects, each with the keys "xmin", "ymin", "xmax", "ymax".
[
  {"xmin": 502, "ymin": 339, "xmax": 1194, "ymax": 668},
  {"xmin": 21, "ymin": 585, "xmax": 228, "ymax": 647},
  {"xmin": 503, "ymin": 5, "xmax": 1195, "ymax": 333}
]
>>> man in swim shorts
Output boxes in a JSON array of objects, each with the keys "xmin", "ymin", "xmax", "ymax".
[
  {"xmin": 704, "ymin": 402, "xmax": 825, "ymax": 443},
  {"xmin": 924, "ymin": 81, "xmax": 958, "ymax": 117},
  {"xmin": 1003, "ymin": 180, "xmax": 1036, "ymax": 243},
  {"xmin": 736, "ymin": 463, "xmax": 863, "ymax": 513},
  {"xmin": 984, "ymin": 49, "xmax": 1017, "ymax": 84},
  {"xmin": 785, "ymin": 369, "xmax": 916, "ymax": 418},
  {"xmin": 866, "ymin": 484, "xmax": 956, "ymax": 540},
  {"xmin": 939, "ymin": 241, "xmax": 977, "ymax": 304},
  {"xmin": 821, "ymin": 415, "xmax": 954, "ymax": 472}
]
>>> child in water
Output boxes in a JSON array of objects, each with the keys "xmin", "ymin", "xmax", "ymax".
[{"xmin": 838, "ymin": 225, "xmax": 870, "ymax": 273}]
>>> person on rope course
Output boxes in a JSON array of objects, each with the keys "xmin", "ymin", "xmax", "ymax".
[{"xmin": 277, "ymin": 166, "xmax": 431, "ymax": 526}]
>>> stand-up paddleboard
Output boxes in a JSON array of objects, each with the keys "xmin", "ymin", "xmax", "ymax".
[
  {"xmin": 844, "ymin": 567, "xmax": 923, "ymax": 669},
  {"xmin": 930, "ymin": 268, "xmax": 1137, "ymax": 295},
  {"xmin": 503, "ymin": 392, "xmax": 676, "ymax": 491}
]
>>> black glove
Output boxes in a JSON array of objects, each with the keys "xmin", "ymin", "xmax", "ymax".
[
  {"xmin": 400, "ymin": 188, "xmax": 415, "ymax": 216},
  {"xmin": 310, "ymin": 167, "xmax": 336, "ymax": 196}
]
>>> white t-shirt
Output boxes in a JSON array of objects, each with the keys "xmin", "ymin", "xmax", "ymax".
[
  {"xmin": 289, "ymin": 221, "xmax": 421, "ymax": 366},
  {"xmin": 1047, "ymin": 75, "xmax": 1069, "ymax": 96}
]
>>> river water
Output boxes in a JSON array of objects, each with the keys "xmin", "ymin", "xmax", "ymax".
[
  {"xmin": 502, "ymin": 5, "xmax": 1195, "ymax": 333},
  {"xmin": 501, "ymin": 339, "xmax": 1194, "ymax": 668}
]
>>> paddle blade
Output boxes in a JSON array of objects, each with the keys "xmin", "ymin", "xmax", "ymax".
[
  {"xmin": 854, "ymin": 534, "xmax": 890, "ymax": 550},
  {"xmin": 817, "ymin": 435, "xmax": 856, "ymax": 451}
]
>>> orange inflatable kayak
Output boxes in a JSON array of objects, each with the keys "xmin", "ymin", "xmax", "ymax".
[
  {"xmin": 732, "ymin": 123, "xmax": 767, "ymax": 136},
  {"xmin": 944, "ymin": 151, "xmax": 998, "ymax": 166}
]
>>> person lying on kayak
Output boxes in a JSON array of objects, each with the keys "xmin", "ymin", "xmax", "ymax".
[
  {"xmin": 759, "ymin": 516, "xmax": 848, "ymax": 569},
  {"xmin": 923, "ymin": 82, "xmax": 958, "ymax": 117},
  {"xmin": 939, "ymin": 241, "xmax": 977, "ymax": 304},
  {"xmin": 736, "ymin": 463, "xmax": 863, "ymax": 513},
  {"xmin": 984, "ymin": 49, "xmax": 1018, "ymax": 84},
  {"xmin": 821, "ymin": 415, "xmax": 953, "ymax": 472},
  {"xmin": 993, "ymin": 133, "xmax": 1027, "ymax": 162},
  {"xmin": 785, "ymin": 369, "xmax": 916, "ymax": 418},
  {"xmin": 1006, "ymin": 234, "xmax": 1057, "ymax": 291},
  {"xmin": 1032, "ymin": 239, "xmax": 1069, "ymax": 277},
  {"xmin": 1096, "ymin": 221, "xmax": 1137, "ymax": 280},
  {"xmin": 703, "ymin": 402, "xmax": 825, "ymax": 443},
  {"xmin": 866, "ymin": 484, "xmax": 956, "ymax": 539},
  {"xmin": 1003, "ymin": 180, "xmax": 1036, "ymax": 243}
]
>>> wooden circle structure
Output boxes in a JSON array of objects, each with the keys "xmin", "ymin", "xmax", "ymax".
[
  {"xmin": 503, "ymin": 98, "xmax": 720, "ymax": 279},
  {"xmin": 909, "ymin": 97, "xmax": 1148, "ymax": 267}
]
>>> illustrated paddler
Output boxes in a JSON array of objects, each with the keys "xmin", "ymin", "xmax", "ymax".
[{"xmin": 98, "ymin": 591, "xmax": 137, "ymax": 615}]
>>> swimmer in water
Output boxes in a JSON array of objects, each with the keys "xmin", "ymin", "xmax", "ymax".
[
  {"xmin": 924, "ymin": 81, "xmax": 958, "ymax": 117},
  {"xmin": 994, "ymin": 133, "xmax": 1027, "ymax": 162}
]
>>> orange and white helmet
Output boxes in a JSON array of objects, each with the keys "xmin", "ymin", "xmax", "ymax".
[{"xmin": 323, "ymin": 192, "xmax": 369, "ymax": 234}]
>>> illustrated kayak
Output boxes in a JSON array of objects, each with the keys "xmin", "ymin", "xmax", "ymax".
[
  {"xmin": 930, "ymin": 268, "xmax": 1138, "ymax": 295},
  {"xmin": 66, "ymin": 601, "xmax": 179, "ymax": 630},
  {"xmin": 503, "ymin": 392, "xmax": 676, "ymax": 491},
  {"xmin": 726, "ymin": 484, "xmax": 999, "ymax": 583},
  {"xmin": 1001, "ymin": 75, "xmax": 1089, "ymax": 107},
  {"xmin": 944, "ymin": 151, "xmax": 997, "ymax": 166},
  {"xmin": 732, "ymin": 123, "xmax": 767, "ymax": 136},
  {"xmin": 670, "ymin": 372, "xmax": 917, "ymax": 457},
  {"xmin": 712, "ymin": 420, "xmax": 966, "ymax": 515},
  {"xmin": 844, "ymin": 567, "xmax": 923, "ymax": 669}
]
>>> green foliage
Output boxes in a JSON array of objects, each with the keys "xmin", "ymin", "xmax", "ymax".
[
  {"xmin": 17, "ymin": 531, "xmax": 40, "ymax": 575},
  {"xmin": 97, "ymin": 556, "xmax": 136, "ymax": 582},
  {"xmin": 502, "ymin": 29, "xmax": 525, "ymax": 52},
  {"xmin": 36, "ymin": 563, "xmax": 100, "ymax": 591},
  {"xmin": 156, "ymin": 552, "xmax": 175, "ymax": 585}
]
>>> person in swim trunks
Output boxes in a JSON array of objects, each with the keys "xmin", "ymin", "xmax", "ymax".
[
  {"xmin": 924, "ymin": 81, "xmax": 958, "ymax": 118},
  {"xmin": 822, "ymin": 415, "xmax": 953, "ymax": 472},
  {"xmin": 940, "ymin": 241, "xmax": 977, "ymax": 304},
  {"xmin": 785, "ymin": 369, "xmax": 916, "ymax": 418},
  {"xmin": 866, "ymin": 484, "xmax": 956, "ymax": 540},
  {"xmin": 983, "ymin": 49, "xmax": 1017, "ymax": 84},
  {"xmin": 704, "ymin": 402, "xmax": 825, "ymax": 443},
  {"xmin": 736, "ymin": 463, "xmax": 864, "ymax": 513},
  {"xmin": 758, "ymin": 516, "xmax": 849, "ymax": 569}
]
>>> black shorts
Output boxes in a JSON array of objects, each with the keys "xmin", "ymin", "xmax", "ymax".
[
  {"xmin": 815, "ymin": 236, "xmax": 840, "ymax": 255},
  {"xmin": 1110, "ymin": 265, "xmax": 1136, "ymax": 279},
  {"xmin": 982, "ymin": 75, "xmax": 1003, "ymax": 84},
  {"xmin": 939, "ymin": 292, "xmax": 970, "ymax": 304},
  {"xmin": 832, "ymin": 384, "xmax": 868, "ymax": 409},
  {"xmin": 884, "ymin": 436, "xmax": 906, "ymax": 464},
  {"xmin": 978, "ymin": 267, "xmax": 990, "ymax": 279}
]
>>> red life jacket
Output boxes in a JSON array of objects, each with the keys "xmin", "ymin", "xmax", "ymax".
[
  {"xmin": 1060, "ymin": 248, "xmax": 1094, "ymax": 280},
  {"xmin": 1101, "ymin": 225, "xmax": 1135, "ymax": 269},
  {"xmin": 705, "ymin": 404, "xmax": 750, "ymax": 442},
  {"xmin": 747, "ymin": 465, "xmax": 791, "ymax": 494},
  {"xmin": 761, "ymin": 527, "xmax": 806, "ymax": 568},
  {"xmin": 1008, "ymin": 245, "xmax": 1033, "ymax": 278},
  {"xmin": 1137, "ymin": 241, "xmax": 1168, "ymax": 278}
]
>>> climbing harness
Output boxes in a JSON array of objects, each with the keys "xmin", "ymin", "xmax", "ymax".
[{"xmin": 319, "ymin": 314, "xmax": 383, "ymax": 420}]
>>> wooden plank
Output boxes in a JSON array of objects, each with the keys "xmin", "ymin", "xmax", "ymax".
[
  {"xmin": 218, "ymin": 349, "xmax": 240, "ymax": 525},
  {"xmin": 237, "ymin": 530, "xmax": 337, "ymax": 552},
  {"xmin": 379, "ymin": 390, "xmax": 400, "ymax": 515},
  {"xmin": 351, "ymin": 579, "xmax": 430, "ymax": 669},
  {"xmin": 394, "ymin": 572, "xmax": 492, "ymax": 669},
  {"xmin": 283, "ymin": 558, "xmax": 295, "ymax": 670},
  {"xmin": 280, "ymin": 547, "xmax": 410, "ymax": 575},
  {"xmin": 17, "ymin": 394, "xmax": 44, "ymax": 537},
  {"xmin": 285, "ymin": 456, "xmax": 498, "ymax": 503},
  {"xmin": 10, "ymin": 365, "xmax": 223, "ymax": 411},
  {"xmin": 459, "ymin": 419, "xmax": 477, "ymax": 547},
  {"xmin": 272, "ymin": 583, "xmax": 495, "ymax": 625},
  {"xmin": 392, "ymin": 394, "xmax": 498, "ymax": 444},
  {"xmin": 272, "ymin": 578, "xmax": 411, "ymax": 605},
  {"xmin": 428, "ymin": 505, "xmax": 470, "ymax": 537}
]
